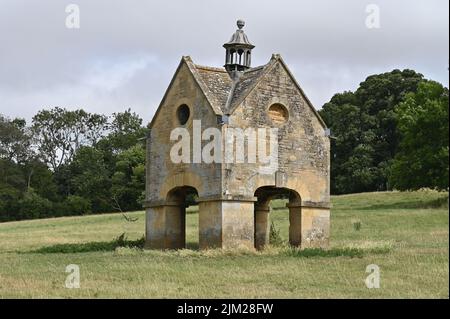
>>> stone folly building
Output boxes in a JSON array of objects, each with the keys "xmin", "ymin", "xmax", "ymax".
[{"xmin": 144, "ymin": 20, "xmax": 330, "ymax": 250}]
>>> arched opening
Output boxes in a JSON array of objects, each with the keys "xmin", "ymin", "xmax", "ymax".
[
  {"xmin": 166, "ymin": 186, "xmax": 199, "ymax": 249},
  {"xmin": 229, "ymin": 49, "xmax": 236, "ymax": 64},
  {"xmin": 237, "ymin": 49, "xmax": 244, "ymax": 65},
  {"xmin": 246, "ymin": 51, "xmax": 251, "ymax": 66},
  {"xmin": 254, "ymin": 186, "xmax": 301, "ymax": 250}
]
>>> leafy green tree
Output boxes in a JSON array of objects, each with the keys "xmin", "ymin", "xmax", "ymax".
[
  {"xmin": 0, "ymin": 181, "xmax": 21, "ymax": 221},
  {"xmin": 0, "ymin": 108, "xmax": 149, "ymax": 221},
  {"xmin": 319, "ymin": 69, "xmax": 424, "ymax": 194},
  {"xmin": 68, "ymin": 146, "xmax": 112, "ymax": 213},
  {"xmin": 24, "ymin": 159, "xmax": 58, "ymax": 201},
  {"xmin": 109, "ymin": 108, "xmax": 148, "ymax": 151},
  {"xmin": 32, "ymin": 107, "xmax": 108, "ymax": 171},
  {"xmin": 389, "ymin": 81, "xmax": 449, "ymax": 190},
  {"xmin": 58, "ymin": 195, "xmax": 92, "ymax": 216},
  {"xmin": 0, "ymin": 158, "xmax": 26, "ymax": 193},
  {"xmin": 0, "ymin": 116, "xmax": 34, "ymax": 164},
  {"xmin": 111, "ymin": 144, "xmax": 145, "ymax": 212},
  {"xmin": 96, "ymin": 108, "xmax": 148, "ymax": 162},
  {"xmin": 15, "ymin": 189, "xmax": 53, "ymax": 220}
]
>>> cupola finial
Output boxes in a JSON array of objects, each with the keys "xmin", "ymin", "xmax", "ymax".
[
  {"xmin": 237, "ymin": 19, "xmax": 245, "ymax": 29},
  {"xmin": 223, "ymin": 20, "xmax": 255, "ymax": 74}
]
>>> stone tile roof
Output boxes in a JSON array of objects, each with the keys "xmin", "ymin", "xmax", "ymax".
[
  {"xmin": 150, "ymin": 55, "xmax": 326, "ymax": 129},
  {"xmin": 194, "ymin": 65, "xmax": 233, "ymax": 112},
  {"xmin": 193, "ymin": 63, "xmax": 268, "ymax": 114},
  {"xmin": 228, "ymin": 65, "xmax": 266, "ymax": 111}
]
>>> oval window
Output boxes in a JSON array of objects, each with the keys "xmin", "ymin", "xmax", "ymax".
[
  {"xmin": 268, "ymin": 103, "xmax": 289, "ymax": 125},
  {"xmin": 177, "ymin": 104, "xmax": 190, "ymax": 125}
]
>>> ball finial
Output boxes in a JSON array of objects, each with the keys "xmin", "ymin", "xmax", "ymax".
[{"xmin": 237, "ymin": 19, "xmax": 245, "ymax": 29}]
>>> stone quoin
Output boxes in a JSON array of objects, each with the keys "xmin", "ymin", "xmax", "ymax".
[{"xmin": 144, "ymin": 20, "xmax": 331, "ymax": 250}]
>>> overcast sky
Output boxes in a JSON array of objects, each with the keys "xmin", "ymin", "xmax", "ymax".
[{"xmin": 0, "ymin": 0, "xmax": 448, "ymax": 124}]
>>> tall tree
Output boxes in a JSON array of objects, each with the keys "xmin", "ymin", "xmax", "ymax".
[
  {"xmin": 0, "ymin": 115, "xmax": 34, "ymax": 164},
  {"xmin": 389, "ymin": 81, "xmax": 449, "ymax": 190},
  {"xmin": 68, "ymin": 146, "xmax": 112, "ymax": 212},
  {"xmin": 101, "ymin": 108, "xmax": 148, "ymax": 153},
  {"xmin": 32, "ymin": 107, "xmax": 108, "ymax": 171},
  {"xmin": 319, "ymin": 69, "xmax": 424, "ymax": 194},
  {"xmin": 111, "ymin": 144, "xmax": 146, "ymax": 212}
]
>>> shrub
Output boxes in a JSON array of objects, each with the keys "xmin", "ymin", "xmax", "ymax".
[
  {"xmin": 16, "ymin": 190, "xmax": 53, "ymax": 220},
  {"xmin": 269, "ymin": 221, "xmax": 284, "ymax": 246},
  {"xmin": 353, "ymin": 220, "xmax": 362, "ymax": 231},
  {"xmin": 63, "ymin": 195, "xmax": 92, "ymax": 215}
]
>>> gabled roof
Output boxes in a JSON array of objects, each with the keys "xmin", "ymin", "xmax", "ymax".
[
  {"xmin": 149, "ymin": 54, "xmax": 327, "ymax": 129},
  {"xmin": 148, "ymin": 56, "xmax": 224, "ymax": 129},
  {"xmin": 194, "ymin": 65, "xmax": 233, "ymax": 112},
  {"xmin": 193, "ymin": 61, "xmax": 269, "ymax": 114}
]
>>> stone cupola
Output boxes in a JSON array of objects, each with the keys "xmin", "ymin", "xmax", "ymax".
[{"xmin": 223, "ymin": 19, "xmax": 255, "ymax": 73}]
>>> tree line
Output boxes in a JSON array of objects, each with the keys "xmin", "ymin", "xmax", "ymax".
[
  {"xmin": 0, "ymin": 108, "xmax": 148, "ymax": 221},
  {"xmin": 0, "ymin": 68, "xmax": 448, "ymax": 221},
  {"xmin": 319, "ymin": 69, "xmax": 448, "ymax": 194}
]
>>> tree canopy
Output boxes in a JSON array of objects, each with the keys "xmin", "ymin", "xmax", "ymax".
[
  {"xmin": 389, "ymin": 81, "xmax": 449, "ymax": 190},
  {"xmin": 0, "ymin": 108, "xmax": 148, "ymax": 222},
  {"xmin": 319, "ymin": 69, "xmax": 429, "ymax": 194}
]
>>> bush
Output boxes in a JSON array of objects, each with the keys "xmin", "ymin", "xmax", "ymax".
[
  {"xmin": 33, "ymin": 233, "xmax": 145, "ymax": 254},
  {"xmin": 63, "ymin": 195, "xmax": 92, "ymax": 216},
  {"xmin": 51, "ymin": 195, "xmax": 92, "ymax": 217},
  {"xmin": 352, "ymin": 220, "xmax": 362, "ymax": 231},
  {"xmin": 269, "ymin": 221, "xmax": 284, "ymax": 246},
  {"xmin": 16, "ymin": 190, "xmax": 53, "ymax": 220},
  {"xmin": 0, "ymin": 185, "xmax": 21, "ymax": 221}
]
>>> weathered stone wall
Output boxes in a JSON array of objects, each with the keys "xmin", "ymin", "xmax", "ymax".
[
  {"xmin": 225, "ymin": 59, "xmax": 330, "ymax": 205},
  {"xmin": 146, "ymin": 62, "xmax": 222, "ymax": 203},
  {"xmin": 145, "ymin": 55, "xmax": 331, "ymax": 250}
]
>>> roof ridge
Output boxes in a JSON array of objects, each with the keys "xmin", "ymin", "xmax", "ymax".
[
  {"xmin": 244, "ymin": 65, "xmax": 265, "ymax": 73},
  {"xmin": 194, "ymin": 64, "xmax": 228, "ymax": 73},
  {"xmin": 183, "ymin": 57, "xmax": 224, "ymax": 115}
]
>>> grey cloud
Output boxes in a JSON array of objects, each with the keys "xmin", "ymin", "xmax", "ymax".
[{"xmin": 0, "ymin": 0, "xmax": 448, "ymax": 123}]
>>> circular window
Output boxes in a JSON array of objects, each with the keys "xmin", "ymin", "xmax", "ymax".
[
  {"xmin": 177, "ymin": 104, "xmax": 190, "ymax": 125},
  {"xmin": 268, "ymin": 103, "xmax": 289, "ymax": 125}
]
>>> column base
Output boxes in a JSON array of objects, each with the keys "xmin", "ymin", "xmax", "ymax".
[
  {"xmin": 144, "ymin": 203, "xmax": 185, "ymax": 250},
  {"xmin": 199, "ymin": 199, "xmax": 255, "ymax": 250},
  {"xmin": 254, "ymin": 206, "xmax": 270, "ymax": 250},
  {"xmin": 288, "ymin": 204, "xmax": 330, "ymax": 249}
]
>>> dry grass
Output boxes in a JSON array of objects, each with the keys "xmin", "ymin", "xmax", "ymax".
[{"xmin": 0, "ymin": 190, "xmax": 448, "ymax": 298}]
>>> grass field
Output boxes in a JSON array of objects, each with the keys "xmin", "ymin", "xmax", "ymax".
[{"xmin": 0, "ymin": 190, "xmax": 448, "ymax": 298}]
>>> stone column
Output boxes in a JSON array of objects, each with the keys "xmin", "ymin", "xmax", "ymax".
[
  {"xmin": 198, "ymin": 197, "xmax": 255, "ymax": 250},
  {"xmin": 164, "ymin": 203, "xmax": 186, "ymax": 249},
  {"xmin": 198, "ymin": 200, "xmax": 222, "ymax": 249},
  {"xmin": 254, "ymin": 204, "xmax": 270, "ymax": 250},
  {"xmin": 144, "ymin": 201, "xmax": 185, "ymax": 250},
  {"xmin": 287, "ymin": 203, "xmax": 330, "ymax": 249},
  {"xmin": 221, "ymin": 200, "xmax": 255, "ymax": 249},
  {"xmin": 145, "ymin": 206, "xmax": 165, "ymax": 249},
  {"xmin": 299, "ymin": 206, "xmax": 330, "ymax": 249},
  {"xmin": 288, "ymin": 204, "xmax": 302, "ymax": 247}
]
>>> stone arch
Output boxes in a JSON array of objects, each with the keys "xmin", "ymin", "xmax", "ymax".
[
  {"xmin": 163, "ymin": 185, "xmax": 199, "ymax": 249},
  {"xmin": 159, "ymin": 172, "xmax": 204, "ymax": 200},
  {"xmin": 253, "ymin": 185, "xmax": 302, "ymax": 250}
]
